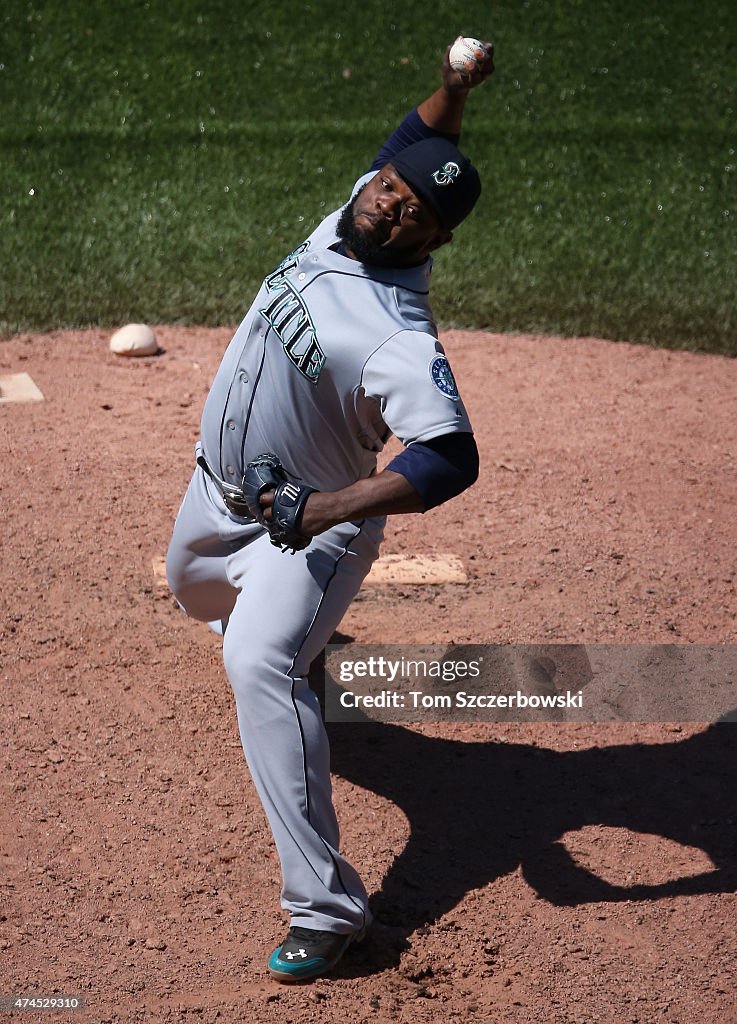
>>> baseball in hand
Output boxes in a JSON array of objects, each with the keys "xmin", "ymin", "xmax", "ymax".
[{"xmin": 448, "ymin": 36, "xmax": 486, "ymax": 73}]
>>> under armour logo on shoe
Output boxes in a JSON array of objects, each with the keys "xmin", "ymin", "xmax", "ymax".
[{"xmin": 285, "ymin": 948, "xmax": 307, "ymax": 960}]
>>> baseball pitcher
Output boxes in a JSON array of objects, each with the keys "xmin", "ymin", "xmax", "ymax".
[{"xmin": 166, "ymin": 35, "xmax": 495, "ymax": 982}]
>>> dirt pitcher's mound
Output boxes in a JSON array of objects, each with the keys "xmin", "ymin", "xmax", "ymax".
[{"xmin": 1, "ymin": 327, "xmax": 735, "ymax": 1023}]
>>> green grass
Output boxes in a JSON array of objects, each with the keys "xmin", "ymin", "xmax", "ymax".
[{"xmin": 2, "ymin": 0, "xmax": 736, "ymax": 352}]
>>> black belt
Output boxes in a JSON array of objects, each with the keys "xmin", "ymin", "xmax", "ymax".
[{"xmin": 196, "ymin": 450, "xmax": 253, "ymax": 519}]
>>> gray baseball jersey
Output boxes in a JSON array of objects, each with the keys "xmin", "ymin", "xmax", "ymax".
[{"xmin": 199, "ymin": 172, "xmax": 472, "ymax": 493}]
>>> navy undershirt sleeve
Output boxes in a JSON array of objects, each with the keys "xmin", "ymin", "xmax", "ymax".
[
  {"xmin": 368, "ymin": 107, "xmax": 460, "ymax": 173},
  {"xmin": 386, "ymin": 431, "xmax": 479, "ymax": 511}
]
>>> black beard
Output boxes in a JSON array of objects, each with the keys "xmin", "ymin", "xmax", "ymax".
[{"xmin": 336, "ymin": 185, "xmax": 399, "ymax": 267}]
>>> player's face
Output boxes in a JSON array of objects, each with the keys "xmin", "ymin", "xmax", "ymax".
[{"xmin": 337, "ymin": 166, "xmax": 452, "ymax": 267}]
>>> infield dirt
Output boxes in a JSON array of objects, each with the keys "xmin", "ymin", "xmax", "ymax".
[{"xmin": 1, "ymin": 328, "xmax": 735, "ymax": 1023}]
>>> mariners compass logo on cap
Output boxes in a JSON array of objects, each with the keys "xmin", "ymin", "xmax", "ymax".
[
  {"xmin": 432, "ymin": 161, "xmax": 461, "ymax": 186},
  {"xmin": 391, "ymin": 138, "xmax": 481, "ymax": 230}
]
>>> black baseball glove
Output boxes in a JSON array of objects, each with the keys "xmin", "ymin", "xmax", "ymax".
[{"xmin": 242, "ymin": 453, "xmax": 317, "ymax": 553}]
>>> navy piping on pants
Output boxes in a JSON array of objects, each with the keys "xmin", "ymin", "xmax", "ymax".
[{"xmin": 288, "ymin": 520, "xmax": 368, "ymax": 931}]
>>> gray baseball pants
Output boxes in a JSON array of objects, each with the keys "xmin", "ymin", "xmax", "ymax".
[{"xmin": 165, "ymin": 465, "xmax": 384, "ymax": 934}]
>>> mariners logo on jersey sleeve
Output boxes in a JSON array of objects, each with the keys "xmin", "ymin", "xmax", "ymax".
[{"xmin": 429, "ymin": 355, "xmax": 460, "ymax": 400}]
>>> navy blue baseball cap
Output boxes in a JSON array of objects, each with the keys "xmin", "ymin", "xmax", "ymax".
[{"xmin": 390, "ymin": 138, "xmax": 481, "ymax": 231}]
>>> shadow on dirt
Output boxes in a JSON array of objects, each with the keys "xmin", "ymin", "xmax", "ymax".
[{"xmin": 310, "ymin": 651, "xmax": 737, "ymax": 977}]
